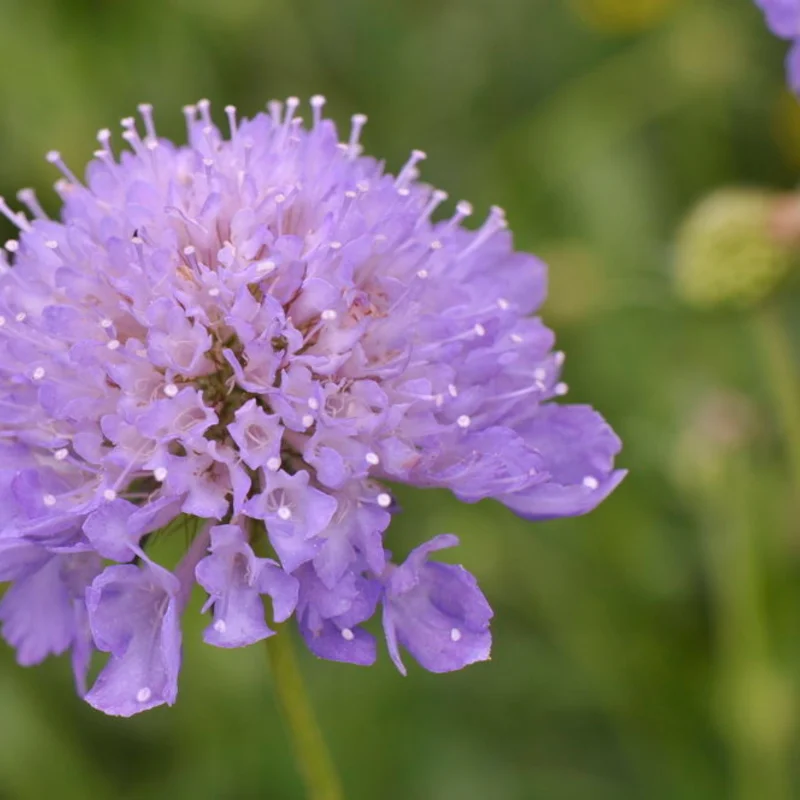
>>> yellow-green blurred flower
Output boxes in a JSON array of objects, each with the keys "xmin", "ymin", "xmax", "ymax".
[{"xmin": 674, "ymin": 189, "xmax": 798, "ymax": 310}]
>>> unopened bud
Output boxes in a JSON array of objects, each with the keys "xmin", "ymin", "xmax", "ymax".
[{"xmin": 674, "ymin": 189, "xmax": 796, "ymax": 310}]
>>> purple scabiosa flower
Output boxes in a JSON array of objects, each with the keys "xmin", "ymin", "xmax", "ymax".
[
  {"xmin": 755, "ymin": 0, "xmax": 800, "ymax": 91},
  {"xmin": 0, "ymin": 97, "xmax": 624, "ymax": 716}
]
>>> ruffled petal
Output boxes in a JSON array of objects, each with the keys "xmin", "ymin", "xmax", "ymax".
[
  {"xmin": 382, "ymin": 534, "xmax": 492, "ymax": 675},
  {"xmin": 85, "ymin": 561, "xmax": 181, "ymax": 717},
  {"xmin": 500, "ymin": 405, "xmax": 625, "ymax": 520}
]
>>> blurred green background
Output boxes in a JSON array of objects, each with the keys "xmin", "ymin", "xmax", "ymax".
[{"xmin": 2, "ymin": 0, "xmax": 800, "ymax": 797}]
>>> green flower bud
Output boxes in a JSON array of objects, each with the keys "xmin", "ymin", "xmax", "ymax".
[{"xmin": 674, "ymin": 189, "xmax": 797, "ymax": 310}]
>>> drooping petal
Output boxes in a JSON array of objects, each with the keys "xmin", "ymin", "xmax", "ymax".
[
  {"xmin": 0, "ymin": 539, "xmax": 102, "ymax": 690},
  {"xmin": 85, "ymin": 561, "xmax": 181, "ymax": 717},
  {"xmin": 295, "ymin": 564, "xmax": 380, "ymax": 666},
  {"xmin": 382, "ymin": 534, "xmax": 492, "ymax": 675},
  {"xmin": 499, "ymin": 405, "xmax": 626, "ymax": 520}
]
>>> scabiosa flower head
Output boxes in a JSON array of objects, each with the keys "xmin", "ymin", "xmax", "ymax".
[
  {"xmin": 755, "ymin": 0, "xmax": 800, "ymax": 91},
  {"xmin": 0, "ymin": 97, "xmax": 624, "ymax": 716}
]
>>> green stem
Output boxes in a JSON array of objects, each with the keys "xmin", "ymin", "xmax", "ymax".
[
  {"xmin": 699, "ymin": 454, "xmax": 793, "ymax": 800},
  {"xmin": 248, "ymin": 516, "xmax": 342, "ymax": 800},
  {"xmin": 265, "ymin": 629, "xmax": 343, "ymax": 800},
  {"xmin": 752, "ymin": 303, "xmax": 800, "ymax": 494}
]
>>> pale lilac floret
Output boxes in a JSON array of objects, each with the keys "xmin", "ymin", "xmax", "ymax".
[
  {"xmin": 0, "ymin": 97, "xmax": 624, "ymax": 715},
  {"xmin": 382, "ymin": 534, "xmax": 492, "ymax": 675},
  {"xmin": 84, "ymin": 560, "xmax": 181, "ymax": 716},
  {"xmin": 195, "ymin": 523, "xmax": 298, "ymax": 648}
]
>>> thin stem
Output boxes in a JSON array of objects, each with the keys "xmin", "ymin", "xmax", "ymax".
[
  {"xmin": 248, "ymin": 516, "xmax": 342, "ymax": 800},
  {"xmin": 699, "ymin": 453, "xmax": 793, "ymax": 800},
  {"xmin": 265, "ymin": 630, "xmax": 343, "ymax": 800},
  {"xmin": 752, "ymin": 303, "xmax": 800, "ymax": 494}
]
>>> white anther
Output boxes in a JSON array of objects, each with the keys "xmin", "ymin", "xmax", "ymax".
[
  {"xmin": 448, "ymin": 384, "xmax": 459, "ymax": 397},
  {"xmin": 0, "ymin": 317, "xmax": 5, "ymax": 327},
  {"xmin": 4, "ymin": 241, "xmax": 18, "ymax": 252},
  {"xmin": 344, "ymin": 190, "xmax": 357, "ymax": 199},
  {"xmin": 348, "ymin": 114, "xmax": 368, "ymax": 156},
  {"xmin": 582, "ymin": 476, "xmax": 599, "ymax": 490},
  {"xmin": 224, "ymin": 105, "xmax": 238, "ymax": 137},
  {"xmin": 103, "ymin": 489, "xmax": 117, "ymax": 501},
  {"xmin": 510, "ymin": 333, "xmax": 523, "ymax": 344},
  {"xmin": 554, "ymin": 382, "xmax": 568, "ymax": 396},
  {"xmin": 416, "ymin": 269, "xmax": 428, "ymax": 279},
  {"xmin": 450, "ymin": 628, "xmax": 462, "ymax": 642},
  {"xmin": 434, "ymin": 394, "xmax": 445, "ymax": 407},
  {"xmin": 277, "ymin": 506, "xmax": 292, "ymax": 521},
  {"xmin": 154, "ymin": 467, "xmax": 168, "ymax": 482},
  {"xmin": 136, "ymin": 687, "xmax": 152, "ymax": 703},
  {"xmin": 45, "ymin": 240, "xmax": 58, "ymax": 249},
  {"xmin": 321, "ymin": 309, "xmax": 337, "ymax": 321},
  {"xmin": 266, "ymin": 457, "xmax": 282, "ymax": 472},
  {"xmin": 207, "ymin": 287, "xmax": 221, "ymax": 298},
  {"xmin": 100, "ymin": 318, "xmax": 113, "ymax": 329},
  {"xmin": 15, "ymin": 312, "xmax": 26, "ymax": 322},
  {"xmin": 554, "ymin": 351, "xmax": 565, "ymax": 366},
  {"xmin": 366, "ymin": 452, "xmax": 380, "ymax": 466},
  {"xmin": 474, "ymin": 323, "xmax": 486, "ymax": 337},
  {"xmin": 54, "ymin": 449, "xmax": 68, "ymax": 461},
  {"xmin": 377, "ymin": 493, "xmax": 392, "ymax": 508},
  {"xmin": 43, "ymin": 494, "xmax": 57, "ymax": 507},
  {"xmin": 397, "ymin": 187, "xmax": 411, "ymax": 196},
  {"xmin": 341, "ymin": 628, "xmax": 355, "ymax": 641},
  {"xmin": 430, "ymin": 240, "xmax": 443, "ymax": 250},
  {"xmin": 497, "ymin": 298, "xmax": 510, "ymax": 310},
  {"xmin": 457, "ymin": 415, "xmax": 471, "ymax": 429},
  {"xmin": 307, "ymin": 398, "xmax": 320, "ymax": 411},
  {"xmin": 329, "ymin": 241, "xmax": 342, "ymax": 250},
  {"xmin": 456, "ymin": 200, "xmax": 473, "ymax": 217},
  {"xmin": 203, "ymin": 158, "xmax": 214, "ymax": 168},
  {"xmin": 302, "ymin": 414, "xmax": 314, "ymax": 428},
  {"xmin": 164, "ymin": 383, "xmax": 179, "ymax": 398},
  {"xmin": 274, "ymin": 193, "xmax": 286, "ymax": 204},
  {"xmin": 107, "ymin": 339, "xmax": 121, "ymax": 350},
  {"xmin": 256, "ymin": 260, "xmax": 276, "ymax": 275},
  {"xmin": 213, "ymin": 620, "xmax": 227, "ymax": 634},
  {"xmin": 32, "ymin": 367, "xmax": 45, "ymax": 380},
  {"xmin": 533, "ymin": 368, "xmax": 547, "ymax": 382}
]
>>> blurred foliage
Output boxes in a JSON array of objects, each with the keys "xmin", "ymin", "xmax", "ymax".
[{"xmin": 1, "ymin": 0, "xmax": 800, "ymax": 798}]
